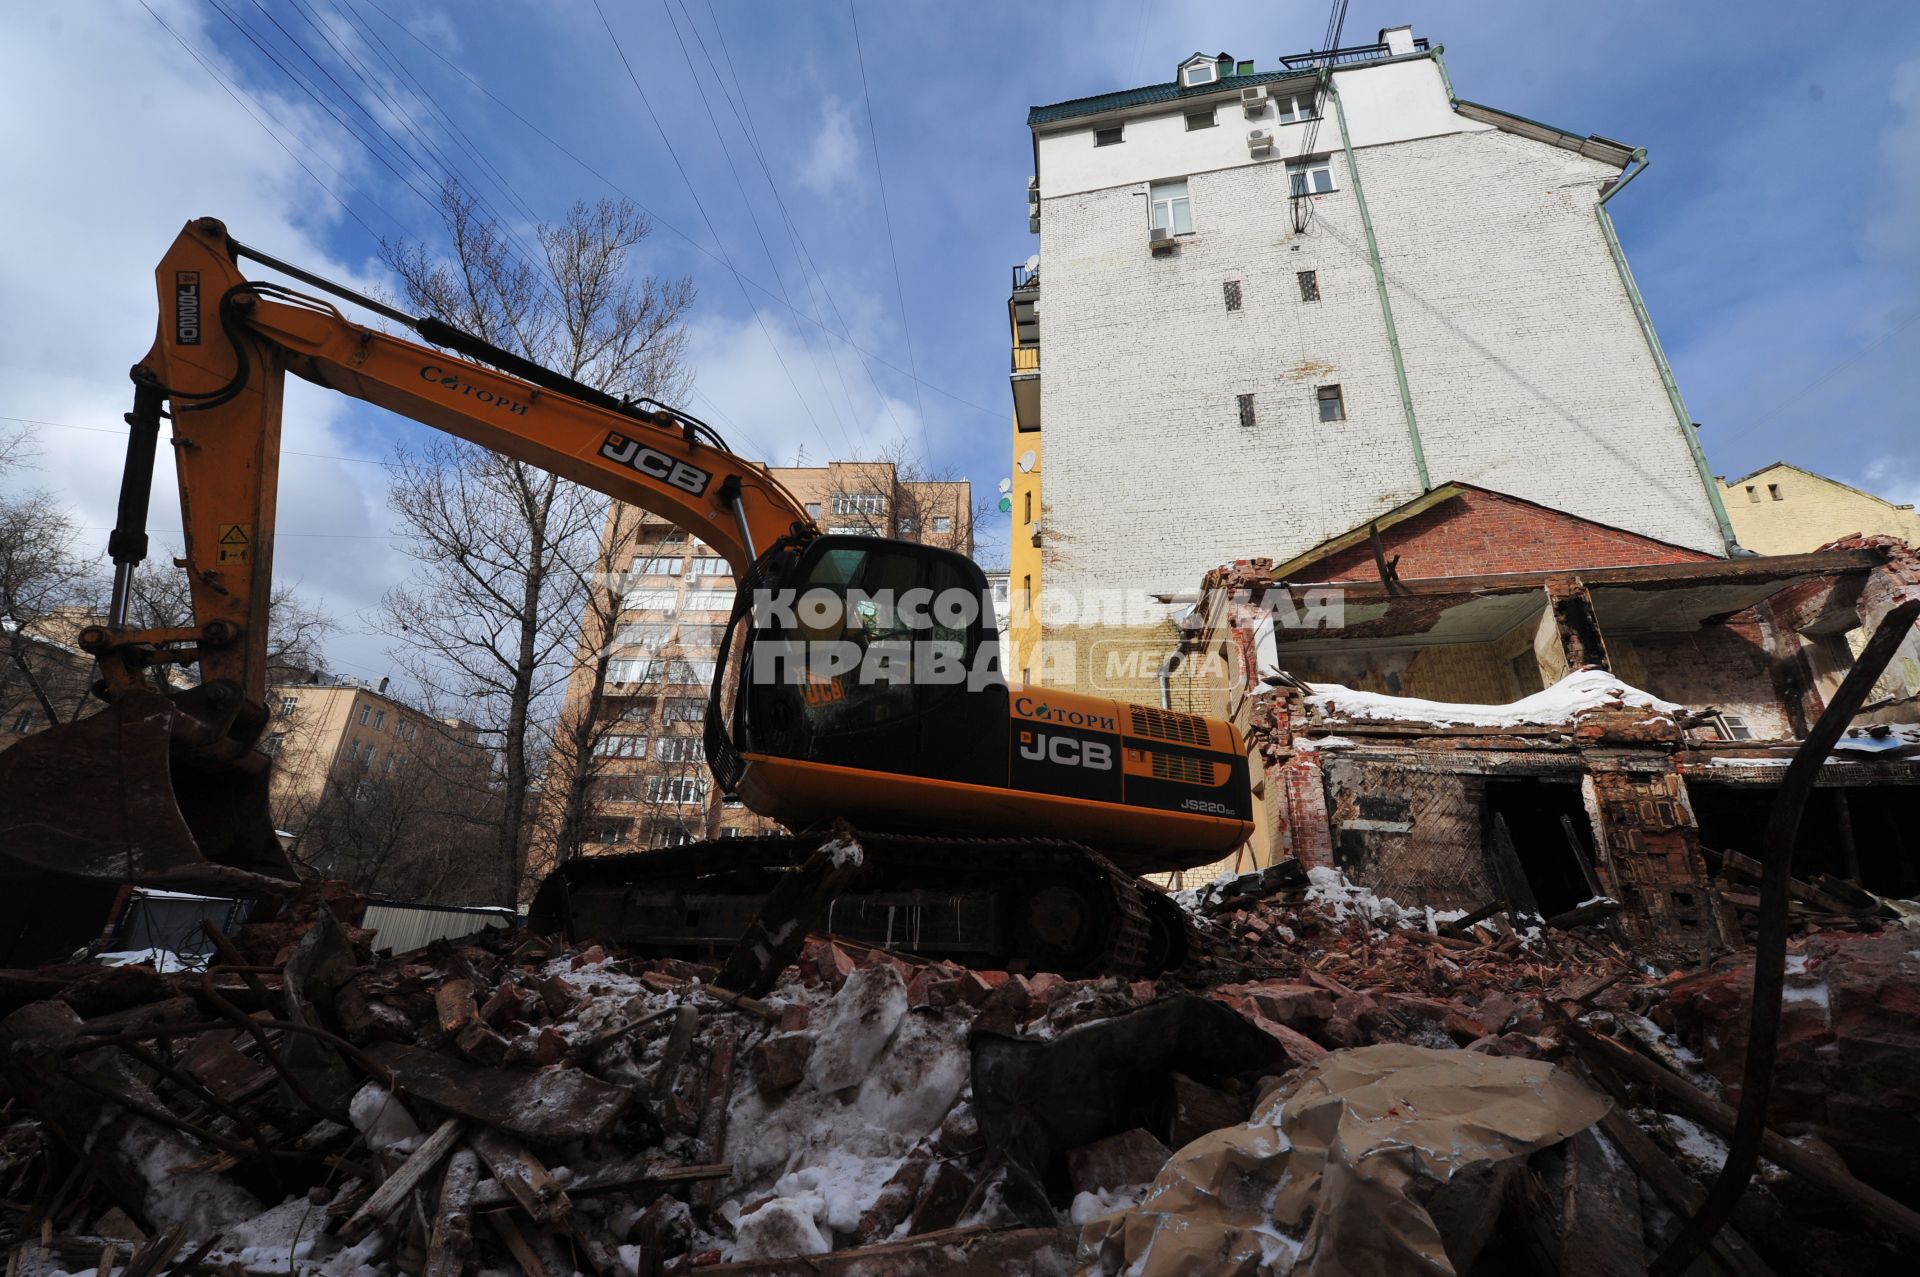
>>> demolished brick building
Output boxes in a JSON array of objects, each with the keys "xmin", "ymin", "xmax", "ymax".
[{"xmin": 1177, "ymin": 482, "xmax": 1920, "ymax": 956}]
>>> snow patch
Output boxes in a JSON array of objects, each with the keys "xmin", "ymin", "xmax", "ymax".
[
  {"xmin": 348, "ymin": 1082, "xmax": 421, "ymax": 1155},
  {"xmin": 1305, "ymin": 668, "xmax": 1681, "ymax": 728}
]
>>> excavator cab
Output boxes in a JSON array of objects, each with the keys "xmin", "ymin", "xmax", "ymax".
[{"xmin": 727, "ymin": 535, "xmax": 1008, "ymax": 791}]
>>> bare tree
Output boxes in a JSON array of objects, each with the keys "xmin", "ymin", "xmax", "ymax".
[
  {"xmin": 0, "ymin": 432, "xmax": 103, "ymax": 737},
  {"xmin": 288, "ymin": 721, "xmax": 503, "ymax": 902},
  {"xmin": 377, "ymin": 183, "xmax": 695, "ymax": 904}
]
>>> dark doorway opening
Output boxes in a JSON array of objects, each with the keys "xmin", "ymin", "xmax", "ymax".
[
  {"xmin": 1485, "ymin": 779, "xmax": 1601, "ymax": 917},
  {"xmin": 1689, "ymin": 783, "xmax": 1920, "ymax": 899}
]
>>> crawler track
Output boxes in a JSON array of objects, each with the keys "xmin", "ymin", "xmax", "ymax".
[{"xmin": 532, "ymin": 831, "xmax": 1161, "ymax": 977}]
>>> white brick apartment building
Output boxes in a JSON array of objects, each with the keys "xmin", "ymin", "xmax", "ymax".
[{"xmin": 1013, "ymin": 26, "xmax": 1736, "ymax": 685}]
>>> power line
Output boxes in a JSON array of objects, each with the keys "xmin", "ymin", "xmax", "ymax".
[
  {"xmin": 691, "ymin": 0, "xmax": 902, "ymax": 443},
  {"xmin": 588, "ymin": 0, "xmax": 838, "ymax": 460},
  {"xmin": 353, "ymin": 0, "xmax": 1003, "ymax": 424},
  {"xmin": 846, "ymin": 0, "xmax": 932, "ymax": 458},
  {"xmin": 133, "ymin": 0, "xmax": 400, "ymax": 247},
  {"xmin": 2, "ymin": 412, "xmax": 387, "ymax": 467},
  {"xmin": 655, "ymin": 0, "xmax": 854, "ymax": 456}
]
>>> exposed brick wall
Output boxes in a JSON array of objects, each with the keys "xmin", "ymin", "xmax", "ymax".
[
  {"xmin": 1583, "ymin": 762, "xmax": 1731, "ymax": 957},
  {"xmin": 1322, "ymin": 757, "xmax": 1498, "ymax": 909},
  {"xmin": 1609, "ymin": 626, "xmax": 1794, "ymax": 741},
  {"xmin": 1292, "ymin": 487, "xmax": 1716, "ymax": 584}
]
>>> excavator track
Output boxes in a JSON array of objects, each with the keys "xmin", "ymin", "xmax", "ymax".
[{"xmin": 532, "ymin": 831, "xmax": 1159, "ymax": 978}]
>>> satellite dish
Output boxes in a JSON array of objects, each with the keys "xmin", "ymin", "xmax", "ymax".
[
  {"xmin": 997, "ymin": 496, "xmax": 1013, "ymax": 513},
  {"xmin": 997, "ymin": 477, "xmax": 1012, "ymax": 494},
  {"xmin": 1018, "ymin": 450, "xmax": 1037, "ymax": 473}
]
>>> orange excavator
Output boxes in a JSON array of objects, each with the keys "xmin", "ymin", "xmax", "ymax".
[{"xmin": 0, "ymin": 218, "xmax": 1252, "ymax": 971}]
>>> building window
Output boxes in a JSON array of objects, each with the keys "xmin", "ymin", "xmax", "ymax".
[
  {"xmin": 720, "ymin": 826, "xmax": 746, "ymax": 838},
  {"xmin": 1288, "ymin": 157, "xmax": 1335, "ymax": 196},
  {"xmin": 1745, "ymin": 485, "xmax": 1759, "ymax": 503},
  {"xmin": 585, "ymin": 817, "xmax": 632, "ymax": 845},
  {"xmin": 1274, "ymin": 92, "xmax": 1318, "ymax": 124},
  {"xmin": 278, "ymin": 696, "xmax": 298, "ymax": 717},
  {"xmin": 357, "ymin": 705, "xmax": 371, "ymax": 726},
  {"xmin": 655, "ymin": 736, "xmax": 703, "ymax": 763},
  {"xmin": 831, "ymin": 492, "xmax": 884, "ymax": 516},
  {"xmin": 608, "ymin": 658, "xmax": 661, "ymax": 683},
  {"xmin": 1182, "ymin": 62, "xmax": 1216, "ymax": 87},
  {"xmin": 1185, "ymin": 109, "xmax": 1216, "ymax": 132},
  {"xmin": 1024, "ymin": 491, "xmax": 1032, "ymax": 524},
  {"xmin": 1238, "ymin": 393, "xmax": 1256, "ymax": 428},
  {"xmin": 347, "ymin": 739, "xmax": 361, "ymax": 761},
  {"xmin": 623, "ymin": 587, "xmax": 678, "ymax": 610},
  {"xmin": 1316, "ymin": 384, "xmax": 1346, "ymax": 423},
  {"xmin": 647, "ymin": 774, "xmax": 708, "ymax": 805},
  {"xmin": 667, "ymin": 659, "xmax": 716, "ymax": 685},
  {"xmin": 384, "ymin": 755, "xmax": 395, "ymax": 774},
  {"xmin": 1717, "ymin": 715, "xmax": 1754, "ymax": 742},
  {"xmin": 1297, "ymin": 270, "xmax": 1319, "ymax": 302},
  {"xmin": 805, "ymin": 501, "xmax": 821, "ymax": 519},
  {"xmin": 1768, "ymin": 484, "xmax": 1783, "ymax": 501},
  {"xmin": 371, "ymin": 710, "xmax": 386, "ymax": 731},
  {"xmin": 615, "ymin": 622, "xmax": 673, "ymax": 650},
  {"xmin": 1094, "ymin": 125, "xmax": 1124, "ymax": 147},
  {"xmin": 1149, "ymin": 180, "xmax": 1192, "ymax": 235},
  {"xmin": 363, "ymin": 744, "xmax": 377, "ymax": 766},
  {"xmin": 633, "ymin": 555, "xmax": 684, "ymax": 575},
  {"xmin": 827, "ymin": 525, "xmax": 881, "ymax": 538},
  {"xmin": 663, "ymin": 697, "xmax": 706, "ymax": 723},
  {"xmin": 896, "ymin": 516, "xmax": 919, "ymax": 535},
  {"xmin": 723, "ymin": 795, "xmax": 744, "ymax": 808},
  {"xmin": 690, "ymin": 556, "xmax": 730, "ymax": 576},
  {"xmin": 263, "ymin": 731, "xmax": 285, "ymax": 756},
  {"xmin": 932, "ymin": 516, "xmax": 953, "ymax": 534},
  {"xmin": 1022, "ymin": 573, "xmax": 1032, "ymax": 614},
  {"xmin": 1223, "ymin": 280, "xmax": 1242, "ymax": 311},
  {"xmin": 12, "ymin": 712, "xmax": 34, "ymax": 734},
  {"xmin": 593, "ymin": 734, "xmax": 647, "ymax": 758},
  {"xmin": 682, "ymin": 589, "xmax": 734, "ymax": 612}
]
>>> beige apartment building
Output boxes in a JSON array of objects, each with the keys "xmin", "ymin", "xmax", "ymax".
[
  {"xmin": 552, "ymin": 460, "xmax": 972, "ymax": 856},
  {"xmin": 266, "ymin": 675, "xmax": 488, "ymax": 837}
]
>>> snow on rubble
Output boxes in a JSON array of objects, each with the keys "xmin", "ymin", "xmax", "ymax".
[{"xmin": 1304, "ymin": 667, "xmax": 1683, "ymax": 728}]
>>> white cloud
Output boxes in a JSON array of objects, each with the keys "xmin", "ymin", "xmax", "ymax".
[
  {"xmin": 0, "ymin": 0, "xmax": 408, "ymax": 682},
  {"xmin": 794, "ymin": 97, "xmax": 863, "ymax": 199},
  {"xmin": 1859, "ymin": 457, "xmax": 1920, "ymax": 509}
]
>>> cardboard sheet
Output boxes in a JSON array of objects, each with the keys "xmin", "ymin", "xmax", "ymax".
[{"xmin": 1077, "ymin": 1043, "xmax": 1610, "ymax": 1276}]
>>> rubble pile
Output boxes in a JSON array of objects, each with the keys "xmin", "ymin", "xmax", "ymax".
[{"xmin": 0, "ymin": 869, "xmax": 1914, "ymax": 1275}]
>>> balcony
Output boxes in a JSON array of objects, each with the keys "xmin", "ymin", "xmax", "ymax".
[
  {"xmin": 1008, "ymin": 262, "xmax": 1041, "ymax": 432},
  {"xmin": 1278, "ymin": 37, "xmax": 1428, "ymax": 70}
]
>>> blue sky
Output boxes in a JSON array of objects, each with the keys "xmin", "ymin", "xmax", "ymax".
[{"xmin": 4, "ymin": 1, "xmax": 1918, "ymax": 682}]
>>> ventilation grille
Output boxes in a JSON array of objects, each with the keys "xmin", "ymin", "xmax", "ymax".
[
  {"xmin": 1150, "ymin": 752, "xmax": 1213, "ymax": 785},
  {"xmin": 1129, "ymin": 705, "xmax": 1208, "ymax": 746}
]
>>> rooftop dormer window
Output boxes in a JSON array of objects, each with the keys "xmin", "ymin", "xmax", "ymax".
[{"xmin": 1183, "ymin": 62, "xmax": 1217, "ymax": 87}]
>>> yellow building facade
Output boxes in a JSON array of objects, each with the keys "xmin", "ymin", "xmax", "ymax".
[
  {"xmin": 1007, "ymin": 262, "xmax": 1044, "ymax": 686},
  {"xmin": 1721, "ymin": 462, "xmax": 1920, "ymax": 555}
]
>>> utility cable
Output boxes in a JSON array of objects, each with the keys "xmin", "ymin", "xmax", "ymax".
[
  {"xmin": 655, "ymin": 0, "xmax": 854, "ymax": 455},
  {"xmin": 847, "ymin": 0, "xmax": 932, "ymax": 459},
  {"xmin": 354, "ymin": 0, "xmax": 1004, "ymax": 423},
  {"xmin": 588, "ymin": 0, "xmax": 836, "ymax": 459}
]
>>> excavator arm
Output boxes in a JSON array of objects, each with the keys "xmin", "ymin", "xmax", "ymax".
[
  {"xmin": 125, "ymin": 216, "xmax": 811, "ymax": 706},
  {"xmin": 0, "ymin": 218, "xmax": 816, "ymax": 958}
]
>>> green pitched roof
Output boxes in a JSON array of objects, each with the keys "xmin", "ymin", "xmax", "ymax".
[{"xmin": 1028, "ymin": 67, "xmax": 1310, "ymax": 128}]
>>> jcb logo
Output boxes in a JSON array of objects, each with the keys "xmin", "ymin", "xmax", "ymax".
[
  {"xmin": 600, "ymin": 432, "xmax": 711, "ymax": 496},
  {"xmin": 1019, "ymin": 731, "xmax": 1113, "ymax": 771}
]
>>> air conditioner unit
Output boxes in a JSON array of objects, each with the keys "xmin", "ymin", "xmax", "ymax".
[
  {"xmin": 1148, "ymin": 225, "xmax": 1176, "ymax": 253},
  {"xmin": 1028, "ymin": 175, "xmax": 1039, "ymax": 191},
  {"xmin": 1247, "ymin": 128, "xmax": 1274, "ymax": 156},
  {"xmin": 1241, "ymin": 85, "xmax": 1269, "ymax": 113}
]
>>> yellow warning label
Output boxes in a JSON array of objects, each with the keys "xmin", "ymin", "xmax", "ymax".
[{"xmin": 217, "ymin": 523, "xmax": 251, "ymax": 566}]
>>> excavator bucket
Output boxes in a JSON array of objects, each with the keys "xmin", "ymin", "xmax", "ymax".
[{"xmin": 0, "ymin": 689, "xmax": 283, "ymax": 965}]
